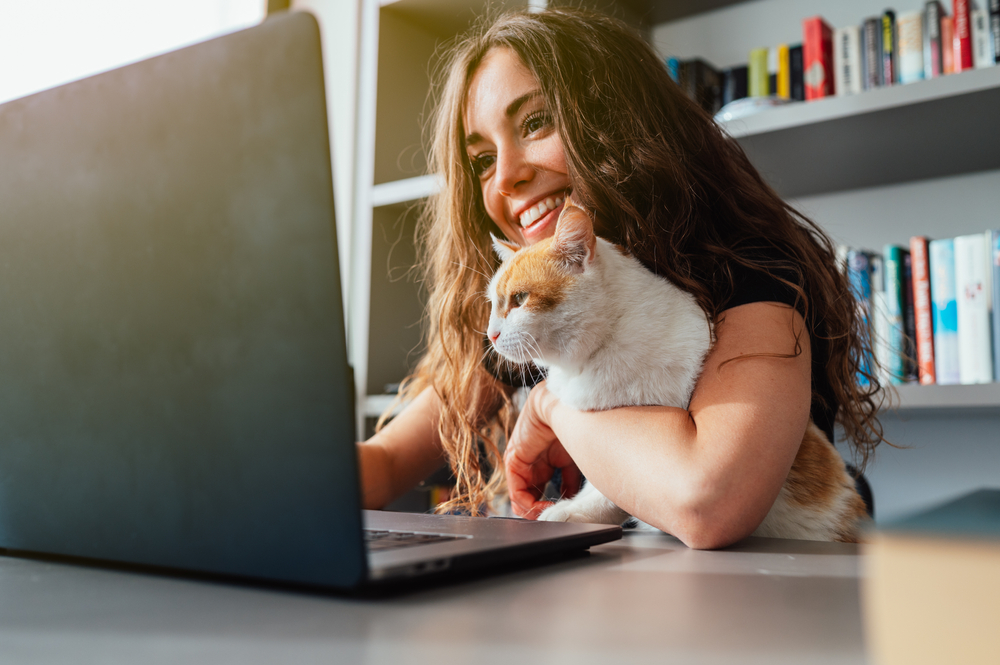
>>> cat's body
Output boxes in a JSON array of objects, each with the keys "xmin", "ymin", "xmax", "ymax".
[{"xmin": 487, "ymin": 203, "xmax": 869, "ymax": 543}]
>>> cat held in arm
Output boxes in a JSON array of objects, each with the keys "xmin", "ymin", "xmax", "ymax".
[{"xmin": 486, "ymin": 202, "xmax": 869, "ymax": 542}]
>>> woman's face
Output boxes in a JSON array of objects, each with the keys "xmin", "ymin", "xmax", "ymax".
[{"xmin": 463, "ymin": 48, "xmax": 571, "ymax": 246}]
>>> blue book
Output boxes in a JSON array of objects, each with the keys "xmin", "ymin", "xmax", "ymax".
[
  {"xmin": 882, "ymin": 245, "xmax": 907, "ymax": 384},
  {"xmin": 929, "ymin": 238, "xmax": 959, "ymax": 385},
  {"xmin": 992, "ymin": 230, "xmax": 1000, "ymax": 382},
  {"xmin": 847, "ymin": 249, "xmax": 874, "ymax": 385}
]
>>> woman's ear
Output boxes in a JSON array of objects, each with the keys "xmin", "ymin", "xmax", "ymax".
[
  {"xmin": 550, "ymin": 203, "xmax": 596, "ymax": 273},
  {"xmin": 491, "ymin": 233, "xmax": 521, "ymax": 262}
]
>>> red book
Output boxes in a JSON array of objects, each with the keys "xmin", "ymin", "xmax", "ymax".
[
  {"xmin": 910, "ymin": 236, "xmax": 937, "ymax": 385},
  {"xmin": 953, "ymin": 0, "xmax": 974, "ymax": 70},
  {"xmin": 941, "ymin": 15, "xmax": 956, "ymax": 73},
  {"xmin": 803, "ymin": 17, "xmax": 834, "ymax": 99}
]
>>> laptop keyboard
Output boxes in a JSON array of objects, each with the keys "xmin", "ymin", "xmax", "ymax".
[{"xmin": 364, "ymin": 529, "xmax": 468, "ymax": 552}]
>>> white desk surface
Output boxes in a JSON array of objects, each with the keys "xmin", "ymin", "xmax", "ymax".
[{"xmin": 0, "ymin": 532, "xmax": 868, "ymax": 664}]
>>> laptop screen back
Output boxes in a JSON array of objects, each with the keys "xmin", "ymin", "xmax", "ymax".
[{"xmin": 0, "ymin": 13, "xmax": 366, "ymax": 588}]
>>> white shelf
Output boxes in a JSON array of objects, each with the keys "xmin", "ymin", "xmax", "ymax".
[
  {"xmin": 370, "ymin": 174, "xmax": 440, "ymax": 207},
  {"xmin": 889, "ymin": 383, "xmax": 1000, "ymax": 414},
  {"xmin": 718, "ymin": 66, "xmax": 1000, "ymax": 198}
]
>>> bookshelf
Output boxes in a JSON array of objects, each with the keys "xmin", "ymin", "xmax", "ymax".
[{"xmin": 353, "ymin": 0, "xmax": 1000, "ymax": 437}]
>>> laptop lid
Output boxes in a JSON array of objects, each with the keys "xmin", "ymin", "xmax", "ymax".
[{"xmin": 0, "ymin": 12, "xmax": 368, "ymax": 588}]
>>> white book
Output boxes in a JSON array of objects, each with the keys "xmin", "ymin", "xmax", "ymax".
[
  {"xmin": 971, "ymin": 9, "xmax": 993, "ymax": 69},
  {"xmin": 930, "ymin": 239, "xmax": 960, "ymax": 385},
  {"xmin": 897, "ymin": 11, "xmax": 925, "ymax": 84},
  {"xmin": 954, "ymin": 232, "xmax": 994, "ymax": 384},
  {"xmin": 834, "ymin": 26, "xmax": 863, "ymax": 96},
  {"xmin": 870, "ymin": 255, "xmax": 893, "ymax": 383}
]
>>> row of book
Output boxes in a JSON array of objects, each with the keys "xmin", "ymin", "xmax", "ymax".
[
  {"xmin": 666, "ymin": 0, "xmax": 1000, "ymax": 114},
  {"xmin": 844, "ymin": 231, "xmax": 1000, "ymax": 387}
]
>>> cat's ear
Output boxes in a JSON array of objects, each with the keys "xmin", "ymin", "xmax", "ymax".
[
  {"xmin": 550, "ymin": 202, "xmax": 596, "ymax": 273},
  {"xmin": 491, "ymin": 233, "xmax": 521, "ymax": 263}
]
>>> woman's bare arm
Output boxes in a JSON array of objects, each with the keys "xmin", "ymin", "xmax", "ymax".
[{"xmin": 505, "ymin": 301, "xmax": 812, "ymax": 549}]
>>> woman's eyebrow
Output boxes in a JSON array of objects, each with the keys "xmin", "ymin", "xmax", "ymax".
[{"xmin": 464, "ymin": 90, "xmax": 542, "ymax": 146}]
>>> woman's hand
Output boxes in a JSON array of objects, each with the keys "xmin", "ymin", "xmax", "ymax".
[{"xmin": 504, "ymin": 382, "xmax": 581, "ymax": 519}]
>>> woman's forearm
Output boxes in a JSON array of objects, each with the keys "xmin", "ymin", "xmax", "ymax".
[{"xmin": 357, "ymin": 387, "xmax": 446, "ymax": 509}]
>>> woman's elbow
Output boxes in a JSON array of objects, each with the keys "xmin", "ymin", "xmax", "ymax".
[{"xmin": 654, "ymin": 480, "xmax": 761, "ymax": 550}]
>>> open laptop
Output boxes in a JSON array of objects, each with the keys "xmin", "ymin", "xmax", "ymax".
[{"xmin": 0, "ymin": 11, "xmax": 620, "ymax": 590}]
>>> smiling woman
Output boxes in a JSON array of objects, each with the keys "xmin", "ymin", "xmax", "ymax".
[
  {"xmin": 0, "ymin": 0, "xmax": 264, "ymax": 105},
  {"xmin": 358, "ymin": 7, "xmax": 884, "ymax": 548}
]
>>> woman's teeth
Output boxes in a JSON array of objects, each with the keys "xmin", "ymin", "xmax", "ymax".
[{"xmin": 519, "ymin": 195, "xmax": 564, "ymax": 227}]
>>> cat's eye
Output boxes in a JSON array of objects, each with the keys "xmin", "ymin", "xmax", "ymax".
[{"xmin": 513, "ymin": 292, "xmax": 529, "ymax": 307}]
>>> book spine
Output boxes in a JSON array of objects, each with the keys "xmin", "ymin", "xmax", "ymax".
[
  {"xmin": 942, "ymin": 15, "xmax": 956, "ymax": 73},
  {"xmin": 883, "ymin": 246, "xmax": 907, "ymax": 384},
  {"xmin": 992, "ymin": 230, "xmax": 1000, "ymax": 382},
  {"xmin": 911, "ymin": 236, "xmax": 937, "ymax": 384},
  {"xmin": 835, "ymin": 26, "xmax": 863, "ymax": 95},
  {"xmin": 666, "ymin": 57, "xmax": 680, "ymax": 83},
  {"xmin": 749, "ymin": 47, "xmax": 770, "ymax": 97},
  {"xmin": 721, "ymin": 65, "xmax": 748, "ymax": 105},
  {"xmin": 882, "ymin": 11, "xmax": 898, "ymax": 85},
  {"xmin": 971, "ymin": 9, "xmax": 992, "ymax": 68},
  {"xmin": 954, "ymin": 233, "xmax": 994, "ymax": 383},
  {"xmin": 992, "ymin": 0, "xmax": 1000, "ymax": 64},
  {"xmin": 803, "ymin": 17, "xmax": 835, "ymax": 99},
  {"xmin": 777, "ymin": 44, "xmax": 791, "ymax": 99},
  {"xmin": 863, "ymin": 17, "xmax": 883, "ymax": 89},
  {"xmin": 848, "ymin": 250, "xmax": 874, "ymax": 384},
  {"xmin": 953, "ymin": 0, "xmax": 974, "ymax": 71},
  {"xmin": 871, "ymin": 254, "xmax": 893, "ymax": 384},
  {"xmin": 789, "ymin": 44, "xmax": 805, "ymax": 101},
  {"xmin": 899, "ymin": 12, "xmax": 926, "ymax": 83},
  {"xmin": 925, "ymin": 1, "xmax": 944, "ymax": 78},
  {"xmin": 902, "ymin": 250, "xmax": 919, "ymax": 382},
  {"xmin": 930, "ymin": 238, "xmax": 960, "ymax": 385}
]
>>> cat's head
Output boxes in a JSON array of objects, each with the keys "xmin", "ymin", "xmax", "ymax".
[{"xmin": 486, "ymin": 201, "xmax": 603, "ymax": 368}]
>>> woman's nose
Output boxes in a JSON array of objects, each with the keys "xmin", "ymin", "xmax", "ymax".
[{"xmin": 495, "ymin": 149, "xmax": 533, "ymax": 195}]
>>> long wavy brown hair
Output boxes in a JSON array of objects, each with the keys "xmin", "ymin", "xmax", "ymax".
[{"xmin": 389, "ymin": 7, "xmax": 885, "ymax": 515}]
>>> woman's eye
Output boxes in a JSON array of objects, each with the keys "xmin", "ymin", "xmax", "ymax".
[
  {"xmin": 521, "ymin": 111, "xmax": 551, "ymax": 136},
  {"xmin": 513, "ymin": 292, "xmax": 529, "ymax": 307},
  {"xmin": 469, "ymin": 153, "xmax": 495, "ymax": 176}
]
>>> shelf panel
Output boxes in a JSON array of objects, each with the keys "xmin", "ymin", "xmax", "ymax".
[
  {"xmin": 371, "ymin": 174, "xmax": 440, "ymax": 207},
  {"xmin": 720, "ymin": 66, "xmax": 1000, "ymax": 199},
  {"xmin": 888, "ymin": 383, "xmax": 1000, "ymax": 416}
]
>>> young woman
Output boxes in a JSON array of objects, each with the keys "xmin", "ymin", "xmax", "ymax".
[{"xmin": 358, "ymin": 8, "xmax": 884, "ymax": 549}]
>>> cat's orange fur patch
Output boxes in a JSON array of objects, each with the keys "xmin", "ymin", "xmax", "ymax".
[
  {"xmin": 784, "ymin": 420, "xmax": 869, "ymax": 542},
  {"xmin": 495, "ymin": 237, "xmax": 574, "ymax": 314}
]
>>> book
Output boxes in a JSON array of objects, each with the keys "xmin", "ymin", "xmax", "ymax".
[
  {"xmin": 930, "ymin": 238, "xmax": 960, "ymax": 385},
  {"xmin": 954, "ymin": 233, "xmax": 994, "ymax": 384},
  {"xmin": 882, "ymin": 246, "xmax": 908, "ymax": 384},
  {"xmin": 803, "ymin": 17, "xmax": 834, "ymax": 99},
  {"xmin": 992, "ymin": 230, "xmax": 1000, "ymax": 382},
  {"xmin": 721, "ymin": 65, "xmax": 748, "ymax": 106},
  {"xmin": 992, "ymin": 0, "xmax": 1000, "ymax": 64},
  {"xmin": 864, "ymin": 489, "xmax": 1000, "ymax": 665},
  {"xmin": 680, "ymin": 59, "xmax": 722, "ymax": 115},
  {"xmin": 767, "ymin": 47, "xmax": 779, "ymax": 97},
  {"xmin": 882, "ymin": 11, "xmax": 898, "ymax": 85},
  {"xmin": 924, "ymin": 1, "xmax": 945, "ymax": 78},
  {"xmin": 902, "ymin": 250, "xmax": 919, "ymax": 382},
  {"xmin": 871, "ymin": 254, "xmax": 895, "ymax": 384},
  {"xmin": 666, "ymin": 57, "xmax": 680, "ymax": 83},
  {"xmin": 971, "ymin": 8, "xmax": 992, "ymax": 68},
  {"xmin": 953, "ymin": 0, "xmax": 974, "ymax": 71},
  {"xmin": 898, "ymin": 11, "xmax": 926, "ymax": 83},
  {"xmin": 862, "ymin": 17, "xmax": 884, "ymax": 89},
  {"xmin": 834, "ymin": 25, "xmax": 863, "ymax": 95},
  {"xmin": 910, "ymin": 236, "xmax": 937, "ymax": 384},
  {"xmin": 749, "ymin": 47, "xmax": 770, "ymax": 97},
  {"xmin": 789, "ymin": 44, "xmax": 805, "ymax": 101},
  {"xmin": 942, "ymin": 15, "xmax": 956, "ymax": 73},
  {"xmin": 847, "ymin": 249, "xmax": 874, "ymax": 384},
  {"xmin": 776, "ymin": 44, "xmax": 791, "ymax": 99}
]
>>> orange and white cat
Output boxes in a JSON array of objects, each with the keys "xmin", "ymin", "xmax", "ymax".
[{"xmin": 487, "ymin": 202, "xmax": 869, "ymax": 542}]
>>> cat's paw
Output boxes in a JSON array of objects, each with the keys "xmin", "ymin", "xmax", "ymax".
[{"xmin": 538, "ymin": 501, "xmax": 596, "ymax": 524}]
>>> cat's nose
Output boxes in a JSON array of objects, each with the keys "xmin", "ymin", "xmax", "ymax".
[{"xmin": 488, "ymin": 330, "xmax": 500, "ymax": 344}]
